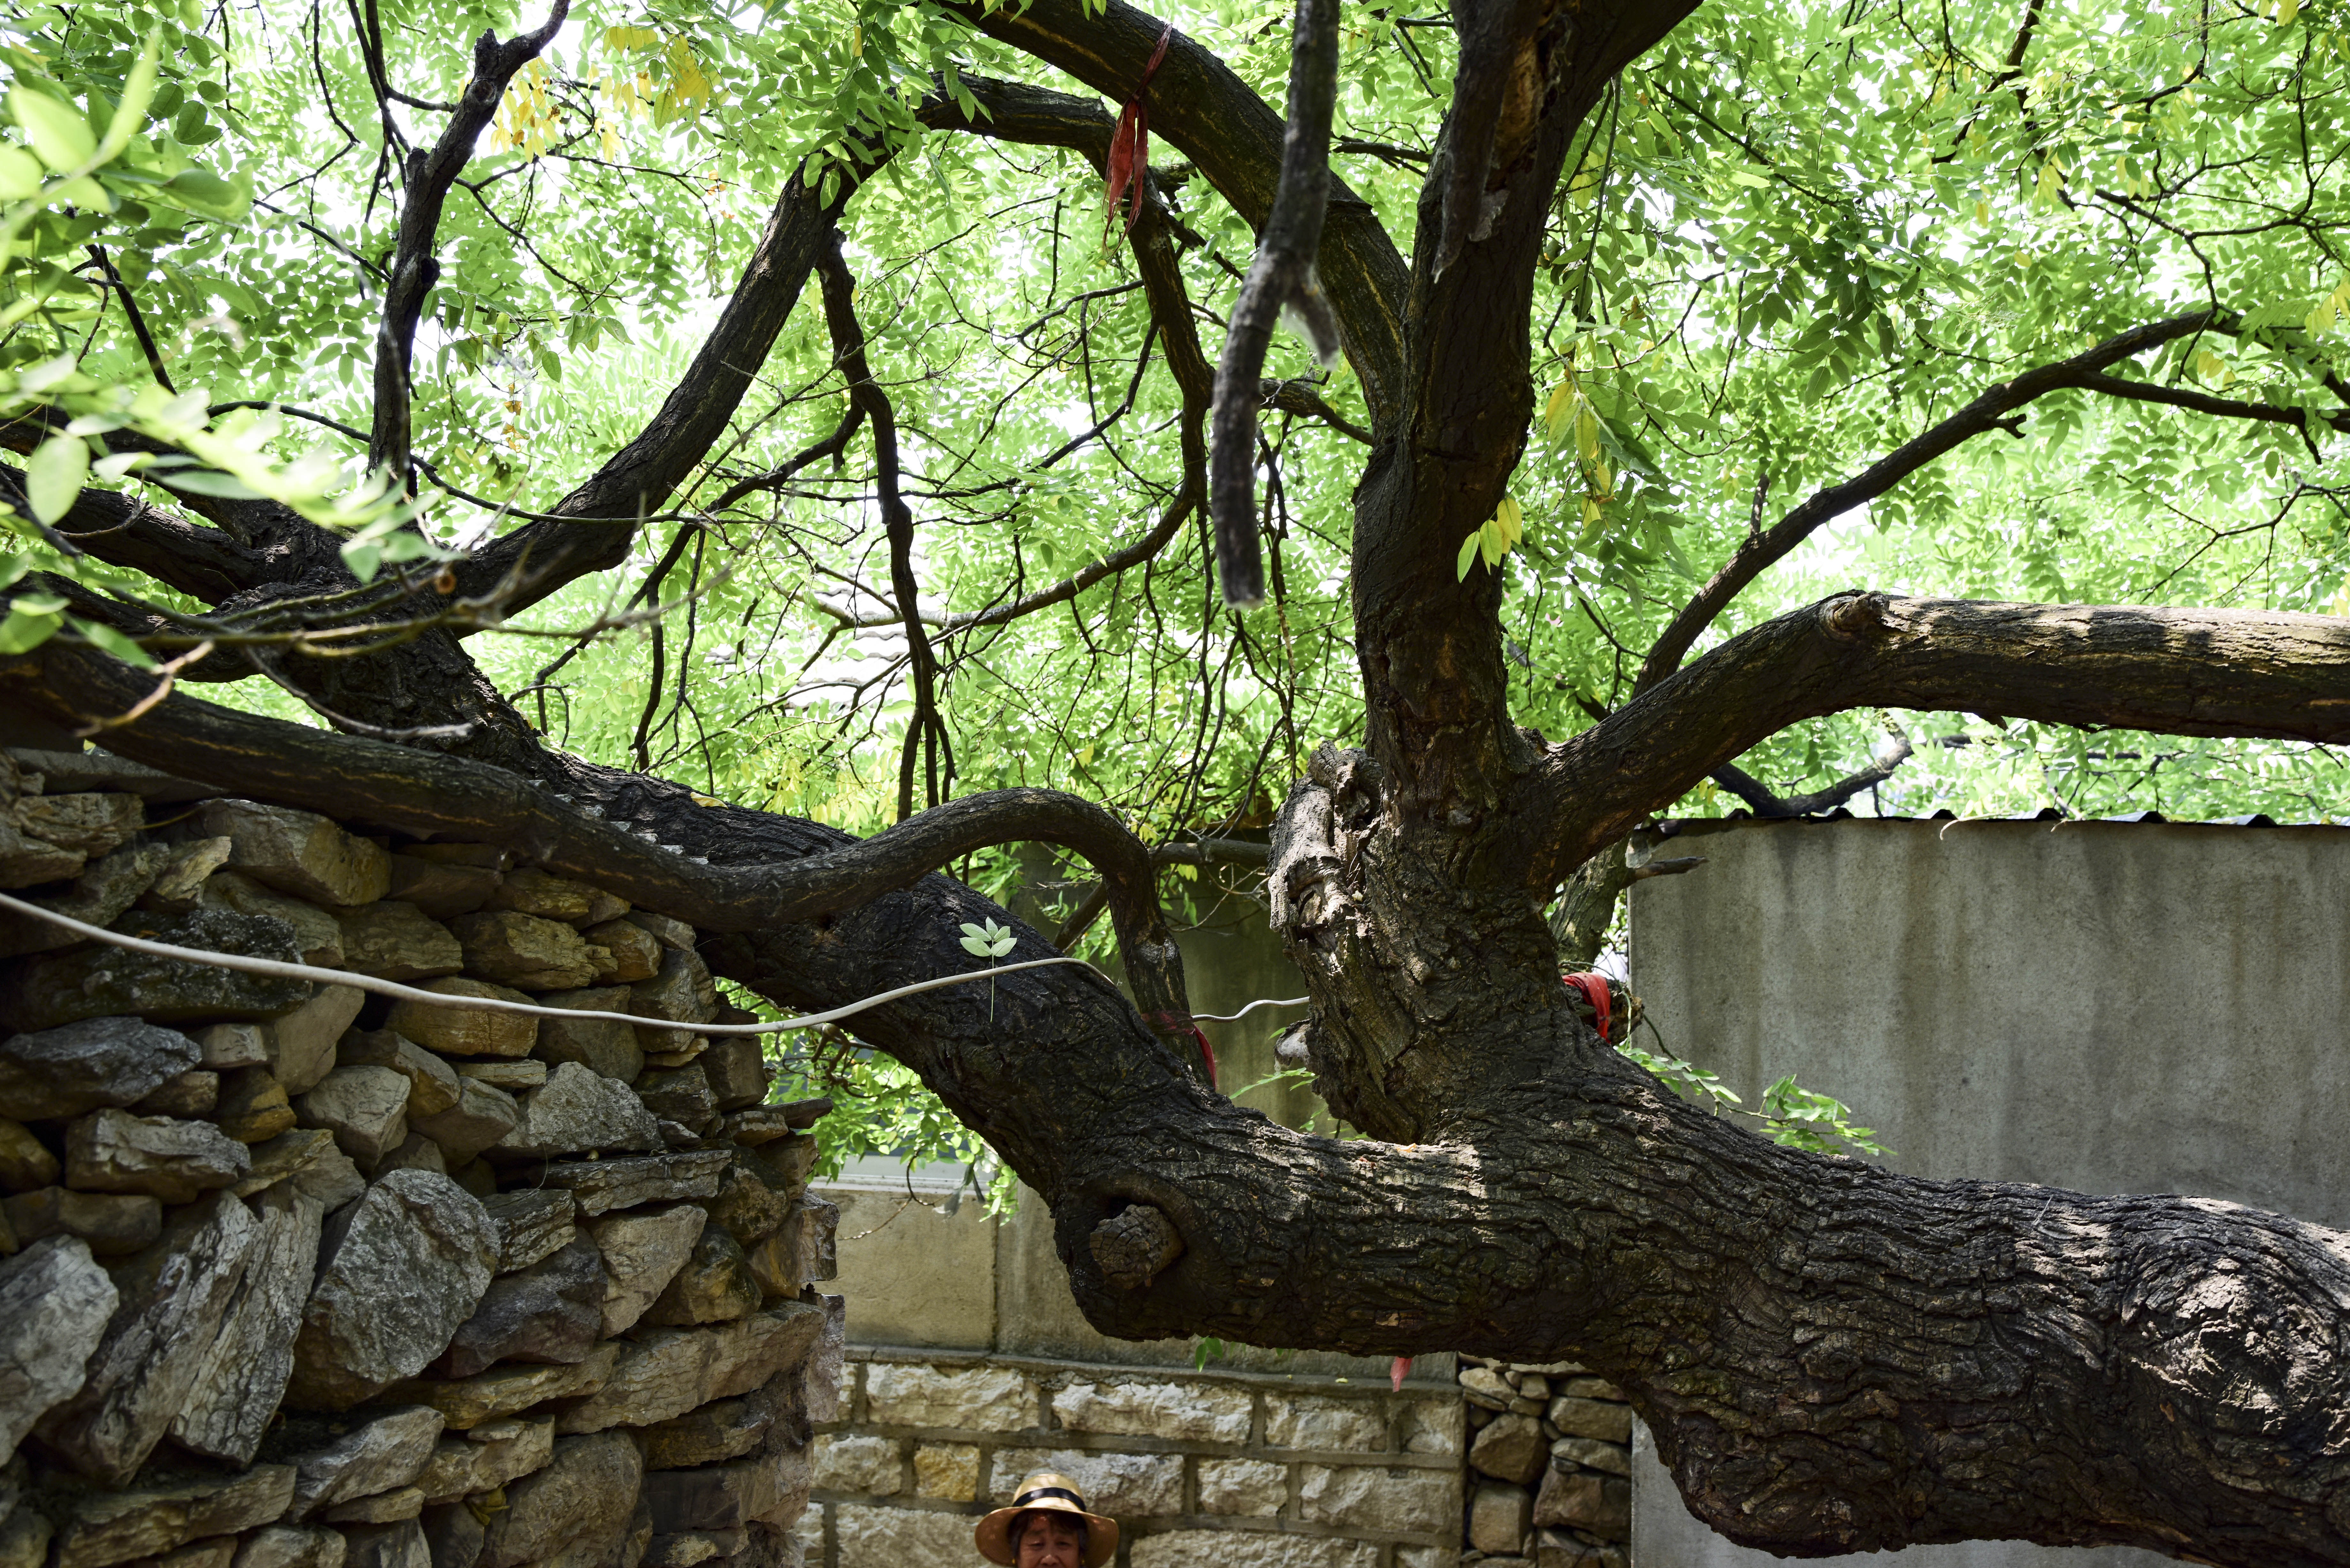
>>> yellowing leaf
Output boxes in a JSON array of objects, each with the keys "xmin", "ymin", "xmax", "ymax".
[
  {"xmin": 1543, "ymin": 379, "xmax": 1573, "ymax": 443},
  {"xmin": 9, "ymin": 87, "xmax": 94, "ymax": 172},
  {"xmin": 1577, "ymin": 402, "xmax": 1599, "ymax": 465},
  {"xmin": 2194, "ymin": 348, "xmax": 2229, "ymax": 385},
  {"xmin": 1455, "ymin": 531, "xmax": 1481, "ymax": 581},
  {"xmin": 2279, "ymin": 0, "xmax": 2300, "ymax": 26}
]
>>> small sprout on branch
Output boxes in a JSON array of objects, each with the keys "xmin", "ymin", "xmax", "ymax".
[{"xmin": 959, "ymin": 918, "xmax": 1018, "ymax": 1020}]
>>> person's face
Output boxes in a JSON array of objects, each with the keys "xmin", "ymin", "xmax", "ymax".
[{"xmin": 1014, "ymin": 1513, "xmax": 1085, "ymax": 1568}]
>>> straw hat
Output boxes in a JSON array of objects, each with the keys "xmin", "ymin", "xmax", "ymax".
[{"xmin": 973, "ymin": 1472, "xmax": 1118, "ymax": 1567}]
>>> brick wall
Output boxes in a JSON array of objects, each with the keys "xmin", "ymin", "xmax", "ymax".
[{"xmin": 808, "ymin": 1349, "xmax": 1465, "ymax": 1567}]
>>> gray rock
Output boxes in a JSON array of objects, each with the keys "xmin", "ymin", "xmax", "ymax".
[
  {"xmin": 65, "ymin": 1109, "xmax": 249, "ymax": 1203},
  {"xmin": 195, "ymin": 1022, "xmax": 268, "ymax": 1069},
  {"xmin": 138, "ymin": 835, "xmax": 233, "ymax": 914},
  {"xmin": 339, "ymin": 1522, "xmax": 430, "ymax": 1568},
  {"xmin": 0, "ymin": 841, "xmax": 171, "ymax": 957},
  {"xmin": 0, "ymin": 1118, "xmax": 57, "ymax": 1191},
  {"xmin": 642, "ymin": 1228, "xmax": 759, "ymax": 1328},
  {"xmin": 802, "ymin": 1294, "xmax": 844, "ymax": 1423},
  {"xmin": 414, "ymin": 1416, "xmax": 554, "ymax": 1504},
  {"xmin": 128, "ymin": 1068, "xmax": 219, "ymax": 1118},
  {"xmin": 335, "ymin": 903, "xmax": 463, "ymax": 982},
  {"xmin": 0, "ymin": 811, "xmax": 83, "ymax": 888},
  {"xmin": 451, "ymin": 912, "xmax": 596, "ymax": 991},
  {"xmin": 382, "ymin": 979, "xmax": 537, "ymax": 1060},
  {"xmin": 633, "ymin": 1066, "xmax": 712, "ymax": 1130},
  {"xmin": 480, "ymin": 1189, "xmax": 575, "ymax": 1272},
  {"xmin": 0, "ymin": 1236, "xmax": 118, "ymax": 1452},
  {"xmin": 264, "ymin": 984, "xmax": 368, "ymax": 1097},
  {"xmin": 539, "ymin": 1150, "xmax": 728, "ymax": 1217},
  {"xmin": 629, "ymin": 951, "xmax": 716, "ymax": 1055},
  {"xmin": 230, "ymin": 1527, "xmax": 346, "ymax": 1568},
  {"xmin": 557, "ymin": 1301, "xmax": 827, "ymax": 1436},
  {"xmin": 699, "ymin": 1039, "xmax": 769, "ymax": 1113},
  {"xmin": 0, "ymin": 1015, "xmax": 201, "ymax": 1119},
  {"xmin": 0, "ymin": 1186, "xmax": 160, "ymax": 1255},
  {"xmin": 434, "ymin": 1234, "xmax": 607, "ymax": 1378},
  {"xmin": 453, "ymin": 1061, "xmax": 542, "ymax": 1091},
  {"xmin": 232, "ymin": 1129, "xmax": 365, "ymax": 1210},
  {"xmin": 531, "ymin": 987, "xmax": 642, "ymax": 1084},
  {"xmin": 37, "ymin": 1190, "xmax": 263, "ymax": 1484},
  {"xmin": 641, "ymin": 1448, "xmax": 808, "ymax": 1535},
  {"xmin": 373, "ymin": 1133, "xmax": 447, "ymax": 1178},
  {"xmin": 194, "ymin": 799, "xmax": 391, "ymax": 908},
  {"xmin": 386, "ymin": 1342, "xmax": 618, "ymax": 1432},
  {"xmin": 408, "ymin": 1079, "xmax": 519, "ymax": 1164},
  {"xmin": 386, "ymin": 847, "xmax": 502, "ymax": 923},
  {"xmin": 214, "ymin": 1067, "xmax": 298, "ymax": 1145},
  {"xmin": 491, "ymin": 1063, "xmax": 658, "ymax": 1160},
  {"xmin": 296, "ymin": 1067, "xmax": 411, "ymax": 1167},
  {"xmin": 0, "ymin": 1508, "xmax": 53, "ymax": 1568},
  {"xmin": 483, "ymin": 869, "xmax": 600, "ymax": 924},
  {"xmin": 587, "ymin": 1204, "xmax": 707, "ymax": 1335},
  {"xmin": 50, "ymin": 1464, "xmax": 294, "ymax": 1568},
  {"xmin": 337, "ymin": 1032, "xmax": 461, "ymax": 1118},
  {"xmin": 747, "ymin": 1196, "xmax": 836, "ymax": 1297},
  {"xmin": 582, "ymin": 920, "xmax": 661, "ymax": 985},
  {"xmin": 1472, "ymin": 1413, "xmax": 1551, "ymax": 1485},
  {"xmin": 273, "ymin": 1405, "xmax": 448, "ymax": 1522},
  {"xmin": 638, "ymin": 1394, "xmax": 765, "ymax": 1471},
  {"xmin": 478, "ymin": 1433, "xmax": 643, "ymax": 1568},
  {"xmin": 286, "ymin": 1171, "xmax": 496, "ymax": 1411},
  {"xmin": 0, "ymin": 909, "xmax": 311, "ymax": 1033},
  {"xmin": 624, "ymin": 912, "xmax": 695, "ymax": 952},
  {"xmin": 13, "ymin": 792, "xmax": 141, "ymax": 856},
  {"xmin": 171, "ymin": 1182, "xmax": 326, "ymax": 1464},
  {"xmin": 416, "ymin": 1504, "xmax": 483, "ymax": 1568},
  {"xmin": 198, "ymin": 872, "xmax": 346, "ymax": 967},
  {"xmin": 704, "ymin": 1153, "xmax": 792, "ymax": 1247}
]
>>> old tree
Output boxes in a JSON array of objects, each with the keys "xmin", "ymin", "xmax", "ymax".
[{"xmin": 4, "ymin": 0, "xmax": 2350, "ymax": 1557}]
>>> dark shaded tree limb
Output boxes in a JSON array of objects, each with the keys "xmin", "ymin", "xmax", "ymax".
[
  {"xmin": 86, "ymin": 245, "xmax": 175, "ymax": 393},
  {"xmin": 1711, "ymin": 725, "xmax": 1912, "ymax": 818},
  {"xmin": 1209, "ymin": 0, "xmax": 1340, "ymax": 609},
  {"xmin": 1258, "ymin": 376, "xmax": 1372, "ymax": 443},
  {"xmin": 0, "ymin": 460, "xmax": 268, "ymax": 604},
  {"xmin": 1633, "ymin": 311, "xmax": 2221, "ymax": 694},
  {"xmin": 370, "ymin": 3, "xmax": 567, "ymax": 486}
]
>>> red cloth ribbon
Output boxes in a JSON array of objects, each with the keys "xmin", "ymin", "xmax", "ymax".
[
  {"xmin": 1149, "ymin": 1012, "xmax": 1218, "ymax": 1089},
  {"xmin": 1562, "ymin": 972, "xmax": 1612, "ymax": 1042}
]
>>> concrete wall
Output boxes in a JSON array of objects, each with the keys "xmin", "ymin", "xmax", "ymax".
[{"xmin": 1625, "ymin": 816, "xmax": 2350, "ymax": 1567}]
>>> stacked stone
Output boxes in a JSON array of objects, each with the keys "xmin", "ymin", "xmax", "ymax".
[
  {"xmin": 1457, "ymin": 1360, "xmax": 1629, "ymax": 1568},
  {"xmin": 810, "ymin": 1352, "xmax": 1464, "ymax": 1567},
  {"xmin": 0, "ymin": 749, "xmax": 843, "ymax": 1568}
]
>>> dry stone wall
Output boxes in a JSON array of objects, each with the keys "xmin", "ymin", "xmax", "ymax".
[
  {"xmin": 809, "ymin": 1349, "xmax": 1464, "ymax": 1567},
  {"xmin": 1457, "ymin": 1360, "xmax": 1630, "ymax": 1568},
  {"xmin": 0, "ymin": 748, "xmax": 843, "ymax": 1568}
]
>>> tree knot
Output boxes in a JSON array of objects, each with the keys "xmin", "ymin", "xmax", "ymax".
[{"xmin": 1090, "ymin": 1202, "xmax": 1185, "ymax": 1290}]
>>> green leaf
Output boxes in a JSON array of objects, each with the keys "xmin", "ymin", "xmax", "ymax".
[
  {"xmin": 10, "ymin": 89, "xmax": 96, "ymax": 173},
  {"xmin": 24, "ymin": 434, "xmax": 89, "ymax": 524},
  {"xmin": 0, "ymin": 145, "xmax": 41, "ymax": 200},
  {"xmin": 98, "ymin": 31, "xmax": 165, "ymax": 162},
  {"xmin": 1455, "ymin": 531, "xmax": 1481, "ymax": 581},
  {"xmin": 69, "ymin": 616, "xmax": 155, "ymax": 668},
  {"xmin": 0, "ymin": 596, "xmax": 67, "ymax": 655},
  {"xmin": 154, "ymin": 469, "xmax": 266, "ymax": 499},
  {"xmin": 158, "ymin": 167, "xmax": 245, "ymax": 219}
]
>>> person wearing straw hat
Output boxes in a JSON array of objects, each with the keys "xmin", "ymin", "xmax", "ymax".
[{"xmin": 973, "ymin": 1471, "xmax": 1118, "ymax": 1568}]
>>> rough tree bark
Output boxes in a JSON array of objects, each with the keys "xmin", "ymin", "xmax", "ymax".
[{"xmin": 8, "ymin": 0, "xmax": 2350, "ymax": 1561}]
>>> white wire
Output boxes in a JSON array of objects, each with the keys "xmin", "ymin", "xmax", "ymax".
[
  {"xmin": 1189, "ymin": 995, "xmax": 1310, "ymax": 1022},
  {"xmin": 0, "ymin": 889, "xmax": 1095, "ymax": 1036}
]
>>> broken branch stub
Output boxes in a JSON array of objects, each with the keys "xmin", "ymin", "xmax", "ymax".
[{"xmin": 1089, "ymin": 1202, "xmax": 1185, "ymax": 1289}]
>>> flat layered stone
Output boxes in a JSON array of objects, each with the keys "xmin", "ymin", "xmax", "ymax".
[
  {"xmin": 633, "ymin": 1065, "xmax": 712, "ymax": 1130},
  {"xmin": 413, "ymin": 1416, "xmax": 553, "ymax": 1504},
  {"xmin": 586, "ymin": 1203, "xmax": 706, "ymax": 1335},
  {"xmin": 129, "ymin": 1069, "xmax": 218, "ymax": 1118},
  {"xmin": 749, "ymin": 1133, "xmax": 818, "ymax": 1200},
  {"xmin": 383, "ymin": 980, "xmax": 537, "ymax": 1059},
  {"xmin": 491, "ymin": 1063, "xmax": 658, "ymax": 1160},
  {"xmin": 0, "ymin": 1117, "xmax": 58, "ymax": 1190},
  {"xmin": 231, "ymin": 1129, "xmax": 365, "ymax": 1211},
  {"xmin": 1547, "ymin": 1395, "xmax": 1632, "ymax": 1444},
  {"xmin": 263, "ymin": 985, "xmax": 368, "ymax": 1097},
  {"xmin": 629, "ymin": 951, "xmax": 716, "ymax": 1055},
  {"xmin": 324, "ymin": 1488, "xmax": 424, "ymax": 1526},
  {"xmin": 698, "ymin": 1039, "xmax": 769, "ymax": 1112},
  {"xmin": 866, "ymin": 1364, "xmax": 1038, "ymax": 1434},
  {"xmin": 336, "ymin": 904, "xmax": 463, "ymax": 982},
  {"xmin": 1199, "ymin": 1458, "xmax": 1288, "ymax": 1515},
  {"xmin": 196, "ymin": 1022, "xmax": 269, "ymax": 1070},
  {"xmin": 198, "ymin": 874, "xmax": 345, "ymax": 968},
  {"xmin": 15, "ymin": 791, "xmax": 142, "ymax": 857},
  {"xmin": 287, "ymin": 1171, "xmax": 496, "ymax": 1411},
  {"xmin": 477, "ymin": 1433, "xmax": 642, "ymax": 1568},
  {"xmin": 624, "ymin": 912, "xmax": 694, "ymax": 952},
  {"xmin": 639, "ymin": 1395, "xmax": 766, "ymax": 1471},
  {"xmin": 452, "ymin": 912, "xmax": 596, "ymax": 991},
  {"xmin": 1300, "ymin": 1464, "xmax": 1460, "ymax": 1536},
  {"xmin": 296, "ymin": 1067, "xmax": 411, "ymax": 1168},
  {"xmin": 641, "ymin": 1534, "xmax": 737, "ymax": 1568},
  {"xmin": 530, "ymin": 987, "xmax": 642, "ymax": 1084},
  {"xmin": 0, "ymin": 1235, "xmax": 117, "ymax": 1452},
  {"xmin": 811, "ymin": 1435, "xmax": 900, "ymax": 1495},
  {"xmin": 1550, "ymin": 1436, "xmax": 1631, "ymax": 1475},
  {"xmin": 481, "ymin": 1188, "xmax": 575, "ymax": 1271},
  {"xmin": 273, "ymin": 1405, "xmax": 447, "ymax": 1522},
  {"xmin": 2, "ymin": 1186, "xmax": 160, "ymax": 1255},
  {"xmin": 374, "ymin": 1134, "xmax": 446, "ymax": 1179},
  {"xmin": 747, "ymin": 1195, "xmax": 835, "ymax": 1296},
  {"xmin": 1059, "ymin": 1378, "xmax": 1253, "ymax": 1445},
  {"xmin": 388, "ymin": 1341, "xmax": 619, "ymax": 1430},
  {"xmin": 0, "ymin": 842, "xmax": 171, "ymax": 958},
  {"xmin": 338, "ymin": 1522, "xmax": 429, "ymax": 1568},
  {"xmin": 229, "ymin": 1526, "xmax": 345, "ymax": 1568},
  {"xmin": 1471, "ymin": 1413, "xmax": 1550, "ymax": 1484},
  {"xmin": 452, "ymin": 1061, "xmax": 543, "ymax": 1090},
  {"xmin": 38, "ymin": 1190, "xmax": 263, "ymax": 1484},
  {"xmin": 704, "ymin": 1153, "xmax": 792, "ymax": 1247},
  {"xmin": 538, "ymin": 1149, "xmax": 727, "ymax": 1217},
  {"xmin": 483, "ymin": 869, "xmax": 600, "ymax": 924},
  {"xmin": 171, "ymin": 1182, "xmax": 326, "ymax": 1464},
  {"xmin": 642, "ymin": 1228, "xmax": 759, "ymax": 1327},
  {"xmin": 433, "ymin": 1234, "xmax": 606, "ymax": 1378},
  {"xmin": 0, "ymin": 811, "xmax": 84, "ymax": 887},
  {"xmin": 384, "ymin": 852, "xmax": 501, "ymax": 922},
  {"xmin": 194, "ymin": 800, "xmax": 390, "ymax": 908},
  {"xmin": 1532, "ymin": 1467, "xmax": 1629, "ymax": 1536},
  {"xmin": 337, "ymin": 1033, "xmax": 461, "ymax": 1118},
  {"xmin": 140, "ymin": 837, "xmax": 233, "ymax": 914},
  {"xmin": 50, "ymin": 1465, "xmax": 295, "ymax": 1568},
  {"xmin": 581, "ymin": 920, "xmax": 660, "ymax": 985},
  {"xmin": 0, "ymin": 1015, "xmax": 201, "ymax": 1119},
  {"xmin": 641, "ymin": 1448, "xmax": 808, "ymax": 1535},
  {"xmin": 409, "ymin": 1079, "xmax": 520, "ymax": 1163},
  {"xmin": 215, "ymin": 1067, "xmax": 299, "ymax": 1144},
  {"xmin": 66, "ymin": 1109, "xmax": 249, "ymax": 1203},
  {"xmin": 415, "ymin": 1504, "xmax": 482, "ymax": 1568},
  {"xmin": 556, "ymin": 1301, "xmax": 827, "ymax": 1435}
]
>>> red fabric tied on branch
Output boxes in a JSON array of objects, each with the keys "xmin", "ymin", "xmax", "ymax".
[
  {"xmin": 1562, "ymin": 971, "xmax": 1612, "ymax": 1042},
  {"xmin": 1104, "ymin": 22, "xmax": 1175, "ymax": 240},
  {"xmin": 1150, "ymin": 1011, "xmax": 1218, "ymax": 1089}
]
